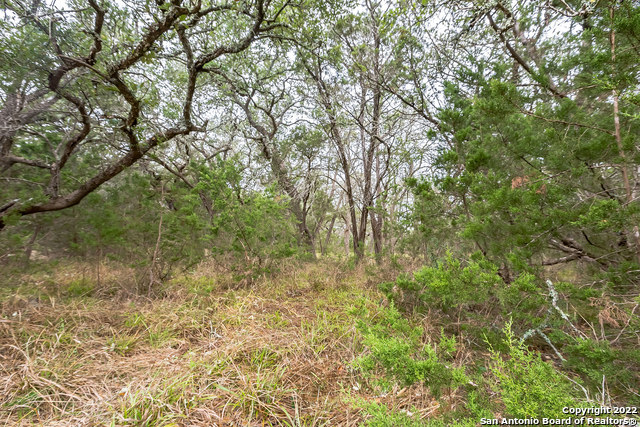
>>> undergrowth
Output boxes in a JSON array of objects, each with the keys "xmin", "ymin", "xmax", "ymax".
[{"xmin": 1, "ymin": 257, "xmax": 638, "ymax": 425}]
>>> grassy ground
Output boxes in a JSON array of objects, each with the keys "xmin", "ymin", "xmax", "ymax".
[
  {"xmin": 4, "ymin": 258, "xmax": 638, "ymax": 426},
  {"xmin": 0, "ymin": 259, "xmax": 444, "ymax": 426}
]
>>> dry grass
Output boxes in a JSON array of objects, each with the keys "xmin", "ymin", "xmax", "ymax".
[{"xmin": 0, "ymin": 258, "xmax": 439, "ymax": 426}]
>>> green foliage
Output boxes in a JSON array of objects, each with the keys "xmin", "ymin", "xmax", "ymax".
[
  {"xmin": 5, "ymin": 390, "xmax": 40, "ymax": 418},
  {"xmin": 563, "ymin": 338, "xmax": 639, "ymax": 398},
  {"xmin": 354, "ymin": 302, "xmax": 468, "ymax": 396},
  {"xmin": 248, "ymin": 347, "xmax": 280, "ymax": 369},
  {"xmin": 107, "ymin": 334, "xmax": 138, "ymax": 356},
  {"xmin": 564, "ymin": 338, "xmax": 616, "ymax": 385},
  {"xmin": 487, "ymin": 321, "xmax": 584, "ymax": 418},
  {"xmin": 265, "ymin": 310, "xmax": 290, "ymax": 329},
  {"xmin": 361, "ymin": 402, "xmax": 424, "ymax": 426},
  {"xmin": 168, "ymin": 275, "xmax": 218, "ymax": 296},
  {"xmin": 65, "ymin": 279, "xmax": 95, "ymax": 297},
  {"xmin": 495, "ymin": 273, "xmax": 547, "ymax": 326},
  {"xmin": 419, "ymin": 3, "xmax": 640, "ymax": 279},
  {"xmin": 438, "ymin": 328, "xmax": 457, "ymax": 360},
  {"xmin": 148, "ymin": 327, "xmax": 177, "ymax": 348},
  {"xmin": 379, "ymin": 254, "xmax": 500, "ymax": 313},
  {"xmin": 194, "ymin": 158, "xmax": 300, "ymax": 265}
]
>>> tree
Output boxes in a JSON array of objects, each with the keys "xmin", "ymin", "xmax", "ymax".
[
  {"xmin": 0, "ymin": 0, "xmax": 291, "ymax": 230},
  {"xmin": 414, "ymin": 0, "xmax": 640, "ymax": 278},
  {"xmin": 208, "ymin": 47, "xmax": 321, "ymax": 256},
  {"xmin": 298, "ymin": 0, "xmax": 433, "ymax": 262}
]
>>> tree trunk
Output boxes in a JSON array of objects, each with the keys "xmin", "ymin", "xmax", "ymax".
[
  {"xmin": 323, "ymin": 213, "xmax": 337, "ymax": 256},
  {"xmin": 24, "ymin": 223, "xmax": 40, "ymax": 264},
  {"xmin": 610, "ymin": 6, "xmax": 640, "ymax": 265}
]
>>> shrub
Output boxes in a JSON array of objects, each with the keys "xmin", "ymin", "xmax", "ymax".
[
  {"xmin": 487, "ymin": 320, "xmax": 585, "ymax": 418},
  {"xmin": 355, "ymin": 302, "xmax": 468, "ymax": 396},
  {"xmin": 379, "ymin": 253, "xmax": 500, "ymax": 314},
  {"xmin": 563, "ymin": 338, "xmax": 639, "ymax": 400}
]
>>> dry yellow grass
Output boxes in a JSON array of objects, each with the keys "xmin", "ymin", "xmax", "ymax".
[{"xmin": 0, "ymin": 259, "xmax": 440, "ymax": 426}]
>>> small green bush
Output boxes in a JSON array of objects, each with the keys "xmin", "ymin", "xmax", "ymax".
[
  {"xmin": 487, "ymin": 321, "xmax": 585, "ymax": 418},
  {"xmin": 379, "ymin": 254, "xmax": 500, "ymax": 314},
  {"xmin": 355, "ymin": 302, "xmax": 468, "ymax": 396}
]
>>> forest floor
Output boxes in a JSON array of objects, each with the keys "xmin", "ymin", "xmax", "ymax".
[{"xmin": 0, "ymin": 259, "xmax": 451, "ymax": 426}]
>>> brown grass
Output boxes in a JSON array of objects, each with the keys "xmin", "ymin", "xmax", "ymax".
[{"xmin": 0, "ymin": 258, "xmax": 439, "ymax": 426}]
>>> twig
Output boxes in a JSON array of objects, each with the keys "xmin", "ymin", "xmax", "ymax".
[{"xmin": 521, "ymin": 279, "xmax": 587, "ymax": 361}]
